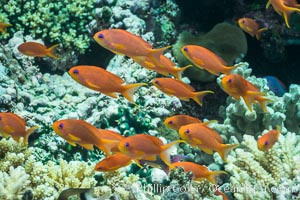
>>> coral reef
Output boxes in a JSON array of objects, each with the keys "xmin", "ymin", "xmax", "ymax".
[
  {"xmin": 0, "ymin": 138, "xmax": 96, "ymax": 200},
  {"xmin": 225, "ymin": 133, "xmax": 300, "ymax": 200}
]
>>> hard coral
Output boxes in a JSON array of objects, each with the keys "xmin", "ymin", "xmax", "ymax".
[{"xmin": 0, "ymin": 0, "xmax": 96, "ymax": 54}]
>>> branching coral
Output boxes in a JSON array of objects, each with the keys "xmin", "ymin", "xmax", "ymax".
[
  {"xmin": 0, "ymin": 138, "xmax": 97, "ymax": 200},
  {"xmin": 225, "ymin": 133, "xmax": 300, "ymax": 200}
]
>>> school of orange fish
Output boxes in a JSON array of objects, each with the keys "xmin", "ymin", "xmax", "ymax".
[{"xmin": 0, "ymin": 0, "xmax": 293, "ymax": 196}]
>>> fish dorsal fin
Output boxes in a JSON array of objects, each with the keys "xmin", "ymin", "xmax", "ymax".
[{"xmin": 68, "ymin": 134, "xmax": 82, "ymax": 142}]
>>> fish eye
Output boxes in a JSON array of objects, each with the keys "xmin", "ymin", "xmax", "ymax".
[
  {"xmin": 264, "ymin": 141, "xmax": 269, "ymax": 146},
  {"xmin": 185, "ymin": 129, "xmax": 190, "ymax": 134},
  {"xmin": 98, "ymin": 33, "xmax": 104, "ymax": 39},
  {"xmin": 228, "ymin": 78, "xmax": 232, "ymax": 83},
  {"xmin": 183, "ymin": 47, "xmax": 188, "ymax": 52},
  {"xmin": 58, "ymin": 123, "xmax": 64, "ymax": 129},
  {"xmin": 168, "ymin": 120, "xmax": 173, "ymax": 124},
  {"xmin": 155, "ymin": 80, "xmax": 159, "ymax": 84},
  {"xmin": 125, "ymin": 142, "xmax": 130, "ymax": 147},
  {"xmin": 73, "ymin": 69, "xmax": 79, "ymax": 74}
]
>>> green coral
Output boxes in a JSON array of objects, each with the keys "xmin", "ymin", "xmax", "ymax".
[{"xmin": 0, "ymin": 0, "xmax": 96, "ymax": 54}]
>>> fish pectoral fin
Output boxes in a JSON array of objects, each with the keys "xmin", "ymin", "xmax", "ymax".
[
  {"xmin": 201, "ymin": 147, "xmax": 214, "ymax": 154},
  {"xmin": 4, "ymin": 125, "xmax": 15, "ymax": 133},
  {"xmin": 163, "ymin": 88, "xmax": 176, "ymax": 95},
  {"xmin": 193, "ymin": 138, "xmax": 202, "ymax": 145},
  {"xmin": 193, "ymin": 58, "xmax": 204, "ymax": 67},
  {"xmin": 80, "ymin": 143, "xmax": 94, "ymax": 150},
  {"xmin": 85, "ymin": 80, "xmax": 101, "ymax": 89},
  {"xmin": 112, "ymin": 43, "xmax": 127, "ymax": 51},
  {"xmin": 68, "ymin": 134, "xmax": 82, "ymax": 142},
  {"xmin": 144, "ymin": 61, "xmax": 156, "ymax": 68}
]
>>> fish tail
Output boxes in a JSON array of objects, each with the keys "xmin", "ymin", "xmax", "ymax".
[
  {"xmin": 218, "ymin": 143, "xmax": 239, "ymax": 162},
  {"xmin": 191, "ymin": 90, "xmax": 214, "ymax": 106},
  {"xmin": 24, "ymin": 126, "xmax": 39, "ymax": 146},
  {"xmin": 172, "ymin": 65, "xmax": 192, "ymax": 80},
  {"xmin": 283, "ymin": 6, "xmax": 300, "ymax": 28},
  {"xmin": 121, "ymin": 83, "xmax": 147, "ymax": 103},
  {"xmin": 0, "ymin": 23, "xmax": 12, "ymax": 33},
  {"xmin": 256, "ymin": 95, "xmax": 273, "ymax": 112},
  {"xmin": 159, "ymin": 140, "xmax": 186, "ymax": 167},
  {"xmin": 256, "ymin": 28, "xmax": 268, "ymax": 40},
  {"xmin": 149, "ymin": 46, "xmax": 172, "ymax": 63},
  {"xmin": 266, "ymin": 0, "xmax": 271, "ymax": 9},
  {"xmin": 205, "ymin": 170, "xmax": 228, "ymax": 184},
  {"xmin": 46, "ymin": 44, "xmax": 60, "ymax": 60}
]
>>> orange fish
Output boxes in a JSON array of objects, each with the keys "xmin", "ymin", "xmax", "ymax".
[
  {"xmin": 94, "ymin": 153, "xmax": 132, "ymax": 172},
  {"xmin": 17, "ymin": 42, "xmax": 60, "ymax": 59},
  {"xmin": 171, "ymin": 162, "xmax": 227, "ymax": 184},
  {"xmin": 0, "ymin": 112, "xmax": 38, "ymax": 145},
  {"xmin": 132, "ymin": 55, "xmax": 192, "ymax": 80},
  {"xmin": 238, "ymin": 18, "xmax": 267, "ymax": 40},
  {"xmin": 214, "ymin": 186, "xmax": 229, "ymax": 200},
  {"xmin": 164, "ymin": 114, "xmax": 202, "ymax": 131},
  {"xmin": 152, "ymin": 78, "xmax": 214, "ymax": 106},
  {"xmin": 0, "ymin": 22, "xmax": 12, "ymax": 33},
  {"xmin": 118, "ymin": 134, "xmax": 185, "ymax": 167},
  {"xmin": 52, "ymin": 119, "xmax": 103, "ymax": 151},
  {"xmin": 257, "ymin": 126, "xmax": 281, "ymax": 151},
  {"xmin": 178, "ymin": 123, "xmax": 238, "ymax": 162},
  {"xmin": 68, "ymin": 65, "xmax": 146, "ymax": 103},
  {"xmin": 266, "ymin": 0, "xmax": 300, "ymax": 28},
  {"xmin": 221, "ymin": 74, "xmax": 272, "ymax": 112},
  {"xmin": 284, "ymin": 0, "xmax": 300, "ymax": 8},
  {"xmin": 93, "ymin": 29, "xmax": 170, "ymax": 63},
  {"xmin": 181, "ymin": 45, "xmax": 240, "ymax": 76},
  {"xmin": 96, "ymin": 129, "xmax": 125, "ymax": 155}
]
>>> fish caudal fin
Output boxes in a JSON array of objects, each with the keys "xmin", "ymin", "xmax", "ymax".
[
  {"xmin": 256, "ymin": 95, "xmax": 273, "ymax": 112},
  {"xmin": 283, "ymin": 6, "xmax": 300, "ymax": 28},
  {"xmin": 160, "ymin": 140, "xmax": 186, "ymax": 167},
  {"xmin": 204, "ymin": 170, "xmax": 228, "ymax": 185},
  {"xmin": 46, "ymin": 44, "xmax": 60, "ymax": 60},
  {"xmin": 218, "ymin": 143, "xmax": 239, "ymax": 162},
  {"xmin": 24, "ymin": 126, "xmax": 39, "ymax": 146},
  {"xmin": 191, "ymin": 90, "xmax": 214, "ymax": 106},
  {"xmin": 256, "ymin": 28, "xmax": 268, "ymax": 40},
  {"xmin": 0, "ymin": 23, "xmax": 12, "ymax": 33},
  {"xmin": 172, "ymin": 65, "xmax": 192, "ymax": 80},
  {"xmin": 121, "ymin": 83, "xmax": 147, "ymax": 103},
  {"xmin": 149, "ymin": 46, "xmax": 171, "ymax": 62}
]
